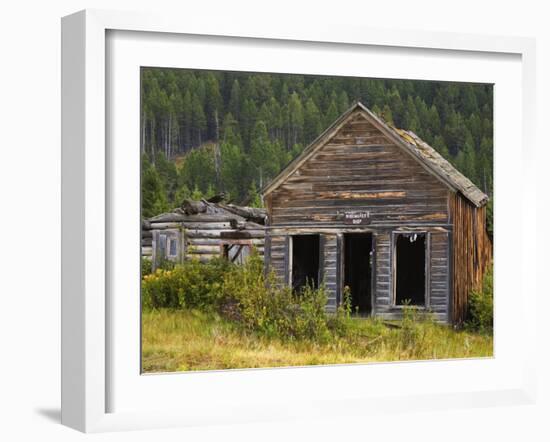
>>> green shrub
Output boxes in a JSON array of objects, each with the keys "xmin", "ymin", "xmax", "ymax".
[
  {"xmin": 219, "ymin": 253, "xmax": 332, "ymax": 342},
  {"xmin": 294, "ymin": 284, "xmax": 332, "ymax": 342},
  {"xmin": 327, "ymin": 285, "xmax": 353, "ymax": 337},
  {"xmin": 157, "ymin": 256, "xmax": 176, "ymax": 271},
  {"xmin": 141, "ymin": 257, "xmax": 231, "ymax": 310},
  {"xmin": 142, "ymin": 268, "xmax": 180, "ymax": 309},
  {"xmin": 467, "ymin": 265, "xmax": 493, "ymax": 334},
  {"xmin": 141, "ymin": 257, "xmax": 152, "ymax": 277}
]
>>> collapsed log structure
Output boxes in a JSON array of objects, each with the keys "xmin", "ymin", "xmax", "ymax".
[
  {"xmin": 261, "ymin": 102, "xmax": 492, "ymax": 325},
  {"xmin": 142, "ymin": 199, "xmax": 266, "ymax": 268}
]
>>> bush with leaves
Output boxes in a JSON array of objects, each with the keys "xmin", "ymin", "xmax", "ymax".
[
  {"xmin": 141, "ymin": 257, "xmax": 153, "ymax": 278},
  {"xmin": 466, "ymin": 265, "xmax": 493, "ymax": 334},
  {"xmin": 219, "ymin": 253, "xmax": 331, "ymax": 341},
  {"xmin": 141, "ymin": 257, "xmax": 231, "ymax": 310},
  {"xmin": 326, "ymin": 285, "xmax": 353, "ymax": 337}
]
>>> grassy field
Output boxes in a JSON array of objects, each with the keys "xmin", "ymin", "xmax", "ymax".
[{"xmin": 141, "ymin": 308, "xmax": 493, "ymax": 373}]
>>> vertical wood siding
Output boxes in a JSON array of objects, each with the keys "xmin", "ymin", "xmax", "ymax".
[
  {"xmin": 374, "ymin": 232, "xmax": 392, "ymax": 311},
  {"xmin": 450, "ymin": 193, "xmax": 493, "ymax": 325},
  {"xmin": 430, "ymin": 231, "xmax": 450, "ymax": 321},
  {"xmin": 268, "ymin": 234, "xmax": 287, "ymax": 284},
  {"xmin": 324, "ymin": 234, "xmax": 338, "ymax": 311}
]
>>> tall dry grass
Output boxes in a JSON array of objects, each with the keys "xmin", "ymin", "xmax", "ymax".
[{"xmin": 142, "ymin": 308, "xmax": 493, "ymax": 373}]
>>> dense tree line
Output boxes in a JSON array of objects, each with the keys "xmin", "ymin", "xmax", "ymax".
[{"xmin": 141, "ymin": 68, "xmax": 493, "ymax": 229}]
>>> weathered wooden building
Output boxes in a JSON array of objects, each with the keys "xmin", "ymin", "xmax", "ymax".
[
  {"xmin": 142, "ymin": 199, "xmax": 266, "ymax": 269},
  {"xmin": 262, "ymin": 102, "xmax": 492, "ymax": 325}
]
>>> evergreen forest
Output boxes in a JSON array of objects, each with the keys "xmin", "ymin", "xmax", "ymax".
[{"xmin": 140, "ymin": 68, "xmax": 493, "ymax": 230}]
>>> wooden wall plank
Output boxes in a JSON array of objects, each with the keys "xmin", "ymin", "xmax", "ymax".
[
  {"xmin": 269, "ymin": 119, "xmax": 450, "ymax": 227},
  {"xmin": 450, "ymin": 193, "xmax": 493, "ymax": 325}
]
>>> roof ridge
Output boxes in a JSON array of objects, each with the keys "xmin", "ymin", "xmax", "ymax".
[{"xmin": 262, "ymin": 102, "xmax": 488, "ymax": 207}]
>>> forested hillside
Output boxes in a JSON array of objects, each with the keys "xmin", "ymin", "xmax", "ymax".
[{"xmin": 141, "ymin": 68, "xmax": 493, "ymax": 229}]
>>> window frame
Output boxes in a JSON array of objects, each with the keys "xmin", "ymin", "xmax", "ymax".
[
  {"xmin": 391, "ymin": 231, "xmax": 431, "ymax": 309},
  {"xmin": 151, "ymin": 229, "xmax": 183, "ymax": 269},
  {"xmin": 220, "ymin": 239, "xmax": 254, "ymax": 264},
  {"xmin": 167, "ymin": 237, "xmax": 178, "ymax": 258},
  {"xmin": 288, "ymin": 233, "xmax": 323, "ymax": 291}
]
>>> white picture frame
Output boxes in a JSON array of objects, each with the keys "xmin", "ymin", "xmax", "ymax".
[{"xmin": 61, "ymin": 9, "xmax": 537, "ymax": 433}]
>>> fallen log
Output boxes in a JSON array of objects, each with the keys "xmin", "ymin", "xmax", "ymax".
[
  {"xmin": 219, "ymin": 204, "xmax": 267, "ymax": 224},
  {"xmin": 150, "ymin": 213, "xmax": 244, "ymax": 224}
]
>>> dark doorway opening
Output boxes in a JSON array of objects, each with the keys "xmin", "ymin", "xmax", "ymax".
[
  {"xmin": 395, "ymin": 233, "xmax": 426, "ymax": 306},
  {"xmin": 292, "ymin": 235, "xmax": 320, "ymax": 292},
  {"xmin": 344, "ymin": 233, "xmax": 373, "ymax": 315}
]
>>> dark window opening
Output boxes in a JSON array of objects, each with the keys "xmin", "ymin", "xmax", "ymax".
[
  {"xmin": 344, "ymin": 233, "xmax": 373, "ymax": 315},
  {"xmin": 395, "ymin": 233, "xmax": 426, "ymax": 306},
  {"xmin": 292, "ymin": 235, "xmax": 320, "ymax": 292}
]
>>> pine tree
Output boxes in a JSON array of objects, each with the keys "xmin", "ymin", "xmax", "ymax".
[
  {"xmin": 250, "ymin": 120, "xmax": 278, "ymax": 187},
  {"xmin": 182, "ymin": 91, "xmax": 192, "ymax": 150},
  {"xmin": 432, "ymin": 135, "xmax": 450, "ymax": 160},
  {"xmin": 303, "ymin": 98, "xmax": 322, "ymax": 143},
  {"xmin": 221, "ymin": 113, "xmax": 243, "ymax": 147},
  {"xmin": 141, "ymin": 160, "xmax": 169, "ymax": 218},
  {"xmin": 191, "ymin": 185, "xmax": 203, "ymax": 201},
  {"xmin": 220, "ymin": 142, "xmax": 245, "ymax": 201},
  {"xmin": 444, "ymin": 110, "xmax": 468, "ymax": 156},
  {"xmin": 173, "ymin": 184, "xmax": 191, "ymax": 207},
  {"xmin": 403, "ymin": 96, "xmax": 419, "ymax": 132},
  {"xmin": 459, "ymin": 85, "xmax": 478, "ymax": 115},
  {"xmin": 191, "ymin": 93, "xmax": 206, "ymax": 146},
  {"xmin": 478, "ymin": 137, "xmax": 493, "ymax": 195},
  {"xmin": 179, "ymin": 146, "xmax": 217, "ymax": 195},
  {"xmin": 240, "ymin": 98, "xmax": 258, "ymax": 150},
  {"xmin": 258, "ymin": 103, "xmax": 272, "ymax": 135},
  {"xmin": 247, "ymin": 181, "xmax": 263, "ymax": 208},
  {"xmin": 268, "ymin": 97, "xmax": 283, "ymax": 140},
  {"xmin": 154, "ymin": 151, "xmax": 179, "ymax": 204},
  {"xmin": 204, "ymin": 73, "xmax": 223, "ymax": 140},
  {"xmin": 455, "ymin": 135, "xmax": 477, "ymax": 184},
  {"xmin": 467, "ymin": 113, "xmax": 482, "ymax": 146},
  {"xmin": 387, "ymin": 87, "xmax": 403, "ymax": 126},
  {"xmin": 324, "ymin": 98, "xmax": 339, "ymax": 127},
  {"xmin": 228, "ymin": 79, "xmax": 241, "ymax": 120},
  {"xmin": 288, "ymin": 92, "xmax": 304, "ymax": 146},
  {"xmin": 427, "ymin": 105, "xmax": 441, "ymax": 136},
  {"xmin": 337, "ymin": 90, "xmax": 349, "ymax": 113},
  {"xmin": 381, "ymin": 105, "xmax": 394, "ymax": 125}
]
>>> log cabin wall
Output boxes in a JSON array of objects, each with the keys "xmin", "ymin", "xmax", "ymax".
[
  {"xmin": 143, "ymin": 220, "xmax": 265, "ymax": 268},
  {"xmin": 449, "ymin": 193, "xmax": 493, "ymax": 325},
  {"xmin": 264, "ymin": 110, "xmax": 455, "ymax": 322},
  {"xmin": 184, "ymin": 222, "xmax": 265, "ymax": 262}
]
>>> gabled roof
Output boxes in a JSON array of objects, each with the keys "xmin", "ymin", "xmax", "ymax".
[{"xmin": 262, "ymin": 102, "xmax": 488, "ymax": 208}]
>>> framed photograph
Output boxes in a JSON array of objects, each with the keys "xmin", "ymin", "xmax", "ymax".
[{"xmin": 61, "ymin": 9, "xmax": 537, "ymax": 433}]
